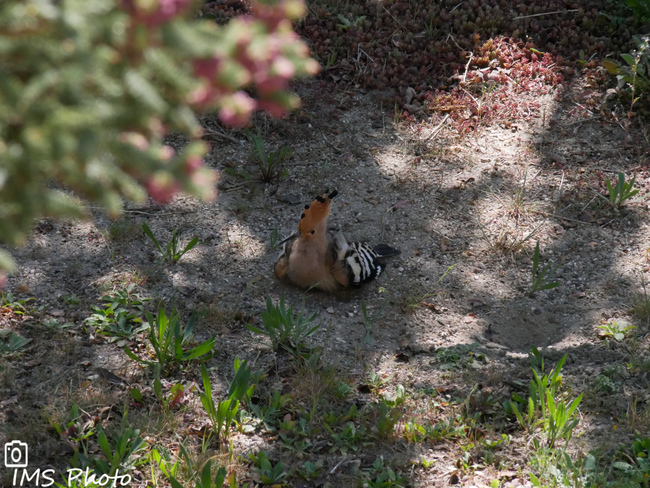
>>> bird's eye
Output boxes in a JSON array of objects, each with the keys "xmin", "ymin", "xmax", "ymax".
[{"xmin": 310, "ymin": 230, "xmax": 315, "ymax": 234}]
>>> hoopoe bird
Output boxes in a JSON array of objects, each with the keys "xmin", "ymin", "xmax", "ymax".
[{"xmin": 274, "ymin": 190, "xmax": 400, "ymax": 292}]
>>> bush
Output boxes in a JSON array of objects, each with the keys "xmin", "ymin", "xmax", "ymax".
[{"xmin": 0, "ymin": 0, "xmax": 319, "ymax": 277}]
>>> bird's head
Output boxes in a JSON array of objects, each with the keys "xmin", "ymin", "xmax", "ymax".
[{"xmin": 298, "ymin": 189, "xmax": 338, "ymax": 238}]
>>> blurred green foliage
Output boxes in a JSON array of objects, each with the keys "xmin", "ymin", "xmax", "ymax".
[{"xmin": 0, "ymin": 0, "xmax": 318, "ymax": 273}]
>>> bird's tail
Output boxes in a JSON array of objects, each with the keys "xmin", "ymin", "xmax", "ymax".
[{"xmin": 372, "ymin": 244, "xmax": 401, "ymax": 258}]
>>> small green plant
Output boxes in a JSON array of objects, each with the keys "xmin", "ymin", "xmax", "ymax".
[
  {"xmin": 48, "ymin": 404, "xmax": 97, "ymax": 466},
  {"xmin": 269, "ymin": 228, "xmax": 280, "ymax": 250},
  {"xmin": 403, "ymin": 420, "xmax": 427, "ymax": 443},
  {"xmin": 248, "ymin": 450, "xmax": 288, "ymax": 485},
  {"xmin": 185, "ymin": 461, "xmax": 228, "ymax": 488},
  {"xmin": 624, "ymin": 0, "xmax": 650, "ymax": 22},
  {"xmin": 297, "ymin": 460, "xmax": 324, "ymax": 481},
  {"xmin": 377, "ymin": 385, "xmax": 406, "ymax": 439},
  {"xmin": 42, "ymin": 318, "xmax": 75, "ymax": 331},
  {"xmin": 61, "ymin": 293, "xmax": 81, "ymax": 306},
  {"xmin": 623, "ymin": 436, "xmax": 650, "ymax": 480},
  {"xmin": 400, "ymin": 290, "xmax": 436, "ymax": 314},
  {"xmin": 249, "ymin": 131, "xmax": 292, "ymax": 183},
  {"xmin": 142, "ymin": 223, "xmax": 200, "ymax": 263},
  {"xmin": 246, "ymin": 296, "xmax": 320, "ymax": 360},
  {"xmin": 530, "ymin": 241, "xmax": 560, "ymax": 295},
  {"xmin": 325, "ymin": 49, "xmax": 338, "ymax": 68},
  {"xmin": 361, "ymin": 299, "xmax": 387, "ymax": 344},
  {"xmin": 633, "ymin": 274, "xmax": 650, "ymax": 323},
  {"xmin": 418, "ymin": 455, "xmax": 435, "ymax": 469},
  {"xmin": 365, "ymin": 370, "xmax": 388, "ymax": 393},
  {"xmin": 335, "ymin": 380, "xmax": 355, "ymax": 399},
  {"xmin": 94, "ymin": 423, "xmax": 146, "ymax": 476},
  {"xmin": 0, "ymin": 292, "xmax": 33, "ymax": 314},
  {"xmin": 360, "ymin": 457, "xmax": 406, "ymax": 488},
  {"xmin": 125, "ymin": 307, "xmax": 216, "ymax": 376},
  {"xmin": 506, "ymin": 348, "xmax": 583, "ymax": 448},
  {"xmin": 222, "ymin": 162, "xmax": 253, "ymax": 181},
  {"xmin": 85, "ymin": 305, "xmax": 147, "ymax": 343},
  {"xmin": 577, "ymin": 49, "xmax": 597, "ymax": 68},
  {"xmin": 85, "ymin": 284, "xmax": 148, "ymax": 343},
  {"xmin": 60, "ymin": 402, "xmax": 146, "ymax": 476},
  {"xmin": 150, "ymin": 446, "xmax": 181, "ymax": 486},
  {"xmin": 597, "ymin": 320, "xmax": 637, "ymax": 341},
  {"xmin": 154, "ymin": 442, "xmax": 231, "ymax": 488},
  {"xmin": 150, "ymin": 381, "xmax": 185, "ymax": 414},
  {"xmin": 278, "ymin": 418, "xmax": 313, "ymax": 455},
  {"xmin": 432, "ymin": 343, "xmax": 486, "ymax": 370},
  {"xmin": 324, "ymin": 420, "xmax": 366, "ymax": 454},
  {"xmin": 542, "ymin": 438, "xmax": 650, "ymax": 488},
  {"xmin": 597, "ymin": 171, "xmax": 640, "ymax": 209},
  {"xmin": 248, "ymin": 390, "xmax": 292, "ymax": 432},
  {"xmin": 592, "ymin": 374, "xmax": 619, "ymax": 395},
  {"xmin": 393, "ymin": 102, "xmax": 405, "ymax": 127},
  {"xmin": 337, "ymin": 13, "xmax": 366, "ymax": 29},
  {"xmin": 596, "ymin": 437, "xmax": 650, "ymax": 487},
  {"xmin": 105, "ymin": 284, "xmax": 148, "ymax": 311},
  {"xmin": 0, "ymin": 330, "xmax": 32, "ymax": 356},
  {"xmin": 603, "ymin": 35, "xmax": 650, "ymax": 136},
  {"xmin": 200, "ymin": 360, "xmax": 255, "ymax": 442}
]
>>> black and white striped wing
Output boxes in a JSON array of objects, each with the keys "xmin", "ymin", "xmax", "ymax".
[{"xmin": 345, "ymin": 242, "xmax": 382, "ymax": 286}]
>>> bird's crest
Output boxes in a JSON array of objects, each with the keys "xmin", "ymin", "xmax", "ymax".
[{"xmin": 298, "ymin": 189, "xmax": 338, "ymax": 235}]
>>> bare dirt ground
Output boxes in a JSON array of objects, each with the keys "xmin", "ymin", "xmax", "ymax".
[{"xmin": 2, "ymin": 62, "xmax": 650, "ymax": 486}]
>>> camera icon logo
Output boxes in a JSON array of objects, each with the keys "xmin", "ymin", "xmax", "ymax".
[{"xmin": 4, "ymin": 440, "xmax": 28, "ymax": 468}]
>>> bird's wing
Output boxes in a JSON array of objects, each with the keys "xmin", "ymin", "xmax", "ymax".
[
  {"xmin": 274, "ymin": 234, "xmax": 298, "ymax": 280},
  {"xmin": 345, "ymin": 242, "xmax": 382, "ymax": 285}
]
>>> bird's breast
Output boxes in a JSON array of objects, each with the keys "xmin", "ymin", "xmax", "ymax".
[{"xmin": 287, "ymin": 239, "xmax": 338, "ymax": 291}]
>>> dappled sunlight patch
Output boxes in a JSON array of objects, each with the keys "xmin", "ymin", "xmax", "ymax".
[
  {"xmin": 212, "ymin": 221, "xmax": 267, "ymax": 260},
  {"xmin": 91, "ymin": 271, "xmax": 149, "ymax": 295},
  {"xmin": 393, "ymin": 37, "xmax": 566, "ymax": 136},
  {"xmin": 466, "ymin": 37, "xmax": 565, "ymax": 90},
  {"xmin": 424, "ymin": 84, "xmax": 544, "ymax": 136}
]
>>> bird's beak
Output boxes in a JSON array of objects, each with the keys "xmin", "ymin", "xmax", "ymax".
[{"xmin": 278, "ymin": 232, "xmax": 299, "ymax": 246}]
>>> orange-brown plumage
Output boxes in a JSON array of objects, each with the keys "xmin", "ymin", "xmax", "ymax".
[{"xmin": 297, "ymin": 190, "xmax": 338, "ymax": 236}]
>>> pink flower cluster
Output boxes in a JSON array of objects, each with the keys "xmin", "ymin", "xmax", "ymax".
[
  {"xmin": 118, "ymin": 134, "xmax": 216, "ymax": 204},
  {"xmin": 145, "ymin": 151, "xmax": 218, "ymax": 204},
  {"xmin": 120, "ymin": 0, "xmax": 192, "ymax": 26},
  {"xmin": 146, "ymin": 172, "xmax": 180, "ymax": 204},
  {"xmin": 117, "ymin": 0, "xmax": 318, "ymax": 202},
  {"xmin": 189, "ymin": 0, "xmax": 320, "ymax": 126},
  {"xmin": 122, "ymin": 0, "xmax": 319, "ymax": 127}
]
